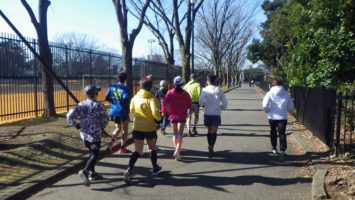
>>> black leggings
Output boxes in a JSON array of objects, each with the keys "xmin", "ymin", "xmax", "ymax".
[
  {"xmin": 84, "ymin": 140, "xmax": 101, "ymax": 173},
  {"xmin": 268, "ymin": 120, "xmax": 287, "ymax": 151}
]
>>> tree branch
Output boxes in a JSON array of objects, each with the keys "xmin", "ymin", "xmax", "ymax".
[{"xmin": 21, "ymin": 0, "xmax": 40, "ymax": 31}]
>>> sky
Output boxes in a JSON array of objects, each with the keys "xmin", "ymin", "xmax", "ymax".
[{"xmin": 0, "ymin": 0, "xmax": 266, "ymax": 62}]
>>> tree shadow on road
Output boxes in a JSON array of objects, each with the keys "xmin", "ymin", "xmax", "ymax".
[{"xmin": 83, "ymin": 148, "xmax": 312, "ymax": 193}]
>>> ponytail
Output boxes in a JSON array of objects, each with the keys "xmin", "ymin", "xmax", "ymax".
[{"xmin": 175, "ymin": 84, "xmax": 183, "ymax": 93}]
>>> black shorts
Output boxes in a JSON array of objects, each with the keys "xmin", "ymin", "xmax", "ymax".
[
  {"xmin": 132, "ymin": 130, "xmax": 157, "ymax": 140},
  {"xmin": 111, "ymin": 115, "xmax": 130, "ymax": 124}
]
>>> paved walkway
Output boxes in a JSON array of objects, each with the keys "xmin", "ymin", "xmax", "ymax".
[{"xmin": 27, "ymin": 84, "xmax": 312, "ymax": 200}]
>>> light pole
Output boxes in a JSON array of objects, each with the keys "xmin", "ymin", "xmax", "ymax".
[
  {"xmin": 190, "ymin": 0, "xmax": 196, "ymax": 73},
  {"xmin": 148, "ymin": 39, "xmax": 155, "ymax": 60}
]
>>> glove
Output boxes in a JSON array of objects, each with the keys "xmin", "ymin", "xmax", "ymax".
[{"xmin": 75, "ymin": 123, "xmax": 80, "ymax": 130}]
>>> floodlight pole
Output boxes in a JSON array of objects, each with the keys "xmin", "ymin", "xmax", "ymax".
[{"xmin": 0, "ymin": 10, "xmax": 79, "ymax": 103}]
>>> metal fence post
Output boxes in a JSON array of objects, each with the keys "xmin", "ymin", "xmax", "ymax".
[
  {"xmin": 65, "ymin": 45, "xmax": 69, "ymax": 111},
  {"xmin": 90, "ymin": 50, "xmax": 93, "ymax": 84},
  {"xmin": 350, "ymin": 91, "xmax": 354, "ymax": 153},
  {"xmin": 33, "ymin": 38, "xmax": 38, "ymax": 117},
  {"xmin": 343, "ymin": 90, "xmax": 349, "ymax": 155},
  {"xmin": 336, "ymin": 93, "xmax": 343, "ymax": 156},
  {"xmin": 108, "ymin": 53, "xmax": 111, "ymax": 85}
]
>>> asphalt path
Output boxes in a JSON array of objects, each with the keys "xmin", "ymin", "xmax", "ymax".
[{"xmin": 27, "ymin": 84, "xmax": 311, "ymax": 200}]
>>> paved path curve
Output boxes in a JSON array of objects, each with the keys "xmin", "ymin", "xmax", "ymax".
[{"xmin": 28, "ymin": 84, "xmax": 311, "ymax": 200}]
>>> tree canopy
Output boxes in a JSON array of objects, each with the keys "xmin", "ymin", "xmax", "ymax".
[{"xmin": 247, "ymin": 0, "xmax": 355, "ymax": 89}]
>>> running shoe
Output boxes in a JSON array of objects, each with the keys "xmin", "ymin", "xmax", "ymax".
[
  {"xmin": 152, "ymin": 164, "xmax": 162, "ymax": 175},
  {"xmin": 123, "ymin": 168, "xmax": 133, "ymax": 184},
  {"xmin": 279, "ymin": 151, "xmax": 285, "ymax": 161},
  {"xmin": 78, "ymin": 170, "xmax": 91, "ymax": 187},
  {"xmin": 208, "ymin": 145, "xmax": 214, "ymax": 158},
  {"xmin": 173, "ymin": 151, "xmax": 181, "ymax": 161},
  {"xmin": 188, "ymin": 130, "xmax": 193, "ymax": 137},
  {"xmin": 272, "ymin": 149, "xmax": 277, "ymax": 154},
  {"xmin": 119, "ymin": 147, "xmax": 131, "ymax": 153},
  {"xmin": 89, "ymin": 172, "xmax": 103, "ymax": 181},
  {"xmin": 160, "ymin": 129, "xmax": 167, "ymax": 135},
  {"xmin": 192, "ymin": 127, "xmax": 198, "ymax": 135}
]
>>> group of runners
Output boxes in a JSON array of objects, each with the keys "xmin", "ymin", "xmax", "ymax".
[
  {"xmin": 66, "ymin": 72, "xmax": 294, "ymax": 187},
  {"xmin": 67, "ymin": 72, "xmax": 228, "ymax": 186}
]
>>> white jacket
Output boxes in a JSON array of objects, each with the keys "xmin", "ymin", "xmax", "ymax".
[
  {"xmin": 199, "ymin": 85, "xmax": 228, "ymax": 116},
  {"xmin": 262, "ymin": 86, "xmax": 294, "ymax": 120}
]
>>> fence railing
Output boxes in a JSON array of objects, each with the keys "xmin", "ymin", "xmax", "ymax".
[
  {"xmin": 334, "ymin": 89, "xmax": 354, "ymax": 156},
  {"xmin": 290, "ymin": 86, "xmax": 336, "ymax": 146},
  {"xmin": 0, "ymin": 33, "xmax": 185, "ymax": 124},
  {"xmin": 256, "ymin": 81, "xmax": 354, "ymax": 156}
]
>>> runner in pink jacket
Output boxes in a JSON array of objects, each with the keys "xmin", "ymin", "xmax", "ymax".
[{"xmin": 162, "ymin": 76, "xmax": 192, "ymax": 161}]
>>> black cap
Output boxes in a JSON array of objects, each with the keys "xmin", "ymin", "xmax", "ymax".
[
  {"xmin": 190, "ymin": 73, "xmax": 197, "ymax": 79},
  {"xmin": 85, "ymin": 85, "xmax": 101, "ymax": 98},
  {"xmin": 118, "ymin": 71, "xmax": 127, "ymax": 82}
]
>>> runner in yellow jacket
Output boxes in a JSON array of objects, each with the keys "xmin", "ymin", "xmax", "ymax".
[
  {"xmin": 123, "ymin": 77, "xmax": 162, "ymax": 184},
  {"xmin": 183, "ymin": 73, "xmax": 201, "ymax": 136}
]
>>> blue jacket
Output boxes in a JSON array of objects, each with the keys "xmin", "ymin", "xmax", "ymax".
[{"xmin": 105, "ymin": 83, "xmax": 129, "ymax": 117}]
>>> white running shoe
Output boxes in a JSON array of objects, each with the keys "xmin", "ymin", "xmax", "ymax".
[
  {"xmin": 173, "ymin": 151, "xmax": 181, "ymax": 161},
  {"xmin": 78, "ymin": 170, "xmax": 90, "ymax": 187},
  {"xmin": 123, "ymin": 168, "xmax": 133, "ymax": 184}
]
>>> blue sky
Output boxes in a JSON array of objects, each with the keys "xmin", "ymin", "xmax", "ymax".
[{"xmin": 0, "ymin": 0, "xmax": 266, "ymax": 61}]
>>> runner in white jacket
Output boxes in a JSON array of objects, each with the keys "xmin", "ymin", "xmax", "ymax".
[
  {"xmin": 199, "ymin": 74, "xmax": 228, "ymax": 158},
  {"xmin": 262, "ymin": 78, "xmax": 294, "ymax": 160}
]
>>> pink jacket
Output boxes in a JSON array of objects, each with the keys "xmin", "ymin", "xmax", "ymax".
[{"xmin": 162, "ymin": 88, "xmax": 192, "ymax": 120}]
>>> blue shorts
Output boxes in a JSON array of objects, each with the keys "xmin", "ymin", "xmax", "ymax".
[{"xmin": 204, "ymin": 115, "xmax": 221, "ymax": 126}]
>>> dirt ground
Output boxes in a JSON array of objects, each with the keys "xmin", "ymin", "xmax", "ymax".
[
  {"xmin": 288, "ymin": 116, "xmax": 355, "ymax": 200},
  {"xmin": 0, "ymin": 114, "xmax": 117, "ymax": 195}
]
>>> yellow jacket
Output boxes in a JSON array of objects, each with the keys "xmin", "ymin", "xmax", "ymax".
[
  {"xmin": 130, "ymin": 89, "xmax": 162, "ymax": 132},
  {"xmin": 184, "ymin": 80, "xmax": 201, "ymax": 103}
]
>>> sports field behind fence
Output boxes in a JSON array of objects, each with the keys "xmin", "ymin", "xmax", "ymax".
[
  {"xmin": 0, "ymin": 85, "xmax": 147, "ymax": 124},
  {"xmin": 0, "ymin": 33, "xmax": 182, "ymax": 124}
]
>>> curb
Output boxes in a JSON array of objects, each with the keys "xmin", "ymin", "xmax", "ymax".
[
  {"xmin": 291, "ymin": 132, "xmax": 328, "ymax": 200},
  {"xmin": 0, "ymin": 135, "xmax": 135, "ymax": 200}
]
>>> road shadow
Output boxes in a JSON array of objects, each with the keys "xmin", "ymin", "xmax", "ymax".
[{"xmin": 82, "ymin": 149, "xmax": 313, "ymax": 192}]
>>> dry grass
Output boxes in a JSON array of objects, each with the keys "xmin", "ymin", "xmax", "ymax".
[{"xmin": 0, "ymin": 114, "xmax": 118, "ymax": 194}]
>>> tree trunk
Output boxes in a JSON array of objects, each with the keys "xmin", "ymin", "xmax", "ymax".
[
  {"xmin": 38, "ymin": 0, "xmax": 55, "ymax": 117},
  {"xmin": 180, "ymin": 47, "xmax": 191, "ymax": 82},
  {"xmin": 112, "ymin": 0, "xmax": 151, "ymax": 98},
  {"xmin": 121, "ymin": 41, "xmax": 133, "ymax": 98},
  {"xmin": 21, "ymin": 0, "xmax": 56, "ymax": 117},
  {"xmin": 38, "ymin": 36, "xmax": 56, "ymax": 117}
]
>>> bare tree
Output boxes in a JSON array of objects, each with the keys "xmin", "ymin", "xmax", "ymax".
[
  {"xmin": 112, "ymin": 0, "xmax": 151, "ymax": 97},
  {"xmin": 21, "ymin": 0, "xmax": 55, "ymax": 117},
  {"xmin": 173, "ymin": 0, "xmax": 204, "ymax": 82},
  {"xmin": 53, "ymin": 32, "xmax": 102, "ymax": 50},
  {"xmin": 135, "ymin": 0, "xmax": 176, "ymax": 65},
  {"xmin": 141, "ymin": 0, "xmax": 204, "ymax": 82},
  {"xmin": 222, "ymin": 12, "xmax": 253, "ymax": 87},
  {"xmin": 196, "ymin": 0, "xmax": 257, "ymax": 83}
]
